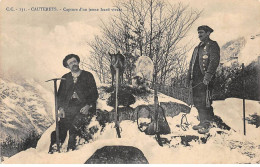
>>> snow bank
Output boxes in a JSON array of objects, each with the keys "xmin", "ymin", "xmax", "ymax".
[
  {"xmin": 213, "ymin": 98, "xmax": 260, "ymax": 144},
  {"xmin": 3, "ymin": 97, "xmax": 260, "ymax": 164}
]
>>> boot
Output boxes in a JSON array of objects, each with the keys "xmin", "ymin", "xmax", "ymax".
[
  {"xmin": 198, "ymin": 121, "xmax": 211, "ymax": 134},
  {"xmin": 193, "ymin": 107, "xmax": 207, "ymax": 131},
  {"xmin": 192, "ymin": 123, "xmax": 203, "ymax": 130},
  {"xmin": 48, "ymin": 131, "xmax": 56, "ymax": 154}
]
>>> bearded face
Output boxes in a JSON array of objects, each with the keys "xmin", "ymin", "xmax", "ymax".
[{"xmin": 67, "ymin": 57, "xmax": 80, "ymax": 72}]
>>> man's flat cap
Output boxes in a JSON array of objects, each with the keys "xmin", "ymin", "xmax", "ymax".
[{"xmin": 198, "ymin": 25, "xmax": 214, "ymax": 33}]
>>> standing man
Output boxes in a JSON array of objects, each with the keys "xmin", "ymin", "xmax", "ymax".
[
  {"xmin": 187, "ymin": 25, "xmax": 220, "ymax": 134},
  {"xmin": 49, "ymin": 54, "xmax": 98, "ymax": 153}
]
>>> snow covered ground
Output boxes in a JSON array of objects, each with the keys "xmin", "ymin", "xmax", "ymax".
[
  {"xmin": 2, "ymin": 97, "xmax": 260, "ymax": 164},
  {"xmin": 213, "ymin": 98, "xmax": 260, "ymax": 143}
]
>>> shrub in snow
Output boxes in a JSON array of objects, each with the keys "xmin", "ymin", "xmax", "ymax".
[
  {"xmin": 214, "ymin": 61, "xmax": 258, "ymax": 100},
  {"xmin": 246, "ymin": 113, "xmax": 260, "ymax": 128},
  {"xmin": 1, "ymin": 130, "xmax": 40, "ymax": 158}
]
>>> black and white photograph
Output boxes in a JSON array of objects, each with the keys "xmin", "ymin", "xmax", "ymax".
[{"xmin": 0, "ymin": 0, "xmax": 259, "ymax": 164}]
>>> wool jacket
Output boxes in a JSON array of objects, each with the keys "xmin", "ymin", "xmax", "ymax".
[
  {"xmin": 187, "ymin": 39, "xmax": 220, "ymax": 85},
  {"xmin": 57, "ymin": 70, "xmax": 98, "ymax": 110}
]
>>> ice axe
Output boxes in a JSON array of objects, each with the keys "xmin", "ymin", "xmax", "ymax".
[{"xmin": 46, "ymin": 78, "xmax": 66, "ymax": 153}]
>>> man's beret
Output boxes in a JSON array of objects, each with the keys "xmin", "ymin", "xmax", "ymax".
[{"xmin": 197, "ymin": 25, "xmax": 214, "ymax": 33}]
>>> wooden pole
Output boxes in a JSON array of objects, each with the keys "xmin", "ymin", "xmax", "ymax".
[
  {"xmin": 115, "ymin": 68, "xmax": 121, "ymax": 138},
  {"xmin": 242, "ymin": 63, "xmax": 246, "ymax": 136}
]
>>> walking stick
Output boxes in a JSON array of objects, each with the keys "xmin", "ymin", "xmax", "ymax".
[
  {"xmin": 46, "ymin": 78, "xmax": 66, "ymax": 153},
  {"xmin": 115, "ymin": 68, "xmax": 121, "ymax": 138}
]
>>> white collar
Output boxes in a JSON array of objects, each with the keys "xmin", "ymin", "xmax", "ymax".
[{"xmin": 71, "ymin": 70, "xmax": 82, "ymax": 78}]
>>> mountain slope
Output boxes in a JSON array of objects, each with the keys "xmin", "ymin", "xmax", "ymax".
[
  {"xmin": 0, "ymin": 78, "xmax": 54, "ymax": 142},
  {"xmin": 220, "ymin": 33, "xmax": 260, "ymax": 66}
]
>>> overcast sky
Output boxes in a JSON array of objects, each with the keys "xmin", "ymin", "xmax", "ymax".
[{"xmin": 0, "ymin": 0, "xmax": 259, "ymax": 84}]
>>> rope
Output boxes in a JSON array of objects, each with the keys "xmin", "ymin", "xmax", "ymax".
[
  {"xmin": 136, "ymin": 106, "xmax": 152, "ymax": 133},
  {"xmin": 136, "ymin": 105, "xmax": 170, "ymax": 135},
  {"xmin": 191, "ymin": 82, "xmax": 203, "ymax": 89},
  {"xmin": 180, "ymin": 113, "xmax": 190, "ymax": 131}
]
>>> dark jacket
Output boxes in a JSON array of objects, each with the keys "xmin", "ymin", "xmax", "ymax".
[
  {"xmin": 187, "ymin": 39, "xmax": 220, "ymax": 85},
  {"xmin": 57, "ymin": 70, "xmax": 98, "ymax": 109}
]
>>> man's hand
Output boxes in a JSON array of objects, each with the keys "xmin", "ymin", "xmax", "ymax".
[
  {"xmin": 80, "ymin": 104, "xmax": 90, "ymax": 115},
  {"xmin": 58, "ymin": 107, "xmax": 65, "ymax": 118},
  {"xmin": 203, "ymin": 78, "xmax": 210, "ymax": 85}
]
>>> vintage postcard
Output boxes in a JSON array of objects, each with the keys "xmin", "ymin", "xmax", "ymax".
[{"xmin": 0, "ymin": 0, "xmax": 259, "ymax": 164}]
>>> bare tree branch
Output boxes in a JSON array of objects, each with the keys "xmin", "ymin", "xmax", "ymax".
[{"xmin": 87, "ymin": 0, "xmax": 201, "ymax": 85}]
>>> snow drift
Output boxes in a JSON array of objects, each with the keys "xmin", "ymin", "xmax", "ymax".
[{"xmin": 2, "ymin": 86, "xmax": 260, "ymax": 164}]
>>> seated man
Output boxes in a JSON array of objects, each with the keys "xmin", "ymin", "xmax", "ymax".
[{"xmin": 49, "ymin": 54, "xmax": 98, "ymax": 153}]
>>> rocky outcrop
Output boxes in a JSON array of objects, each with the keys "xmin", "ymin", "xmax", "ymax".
[
  {"xmin": 221, "ymin": 37, "xmax": 246, "ymax": 63},
  {"xmin": 85, "ymin": 146, "xmax": 149, "ymax": 164}
]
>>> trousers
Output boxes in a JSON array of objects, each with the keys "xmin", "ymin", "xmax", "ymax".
[
  {"xmin": 49, "ymin": 99, "xmax": 85, "ymax": 152},
  {"xmin": 192, "ymin": 82, "xmax": 214, "ymax": 123}
]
